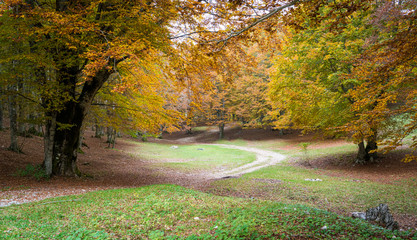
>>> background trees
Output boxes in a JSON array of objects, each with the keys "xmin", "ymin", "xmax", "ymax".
[
  {"xmin": 268, "ymin": 0, "xmax": 417, "ymax": 163},
  {"xmin": 1, "ymin": 0, "xmax": 416, "ymax": 178},
  {"xmin": 269, "ymin": 2, "xmax": 374, "ymax": 163},
  {"xmin": 1, "ymin": 0, "xmax": 304, "ymax": 176},
  {"xmin": 345, "ymin": 1, "xmax": 417, "ymax": 162},
  {"xmin": 187, "ymin": 42, "xmax": 273, "ymax": 139}
]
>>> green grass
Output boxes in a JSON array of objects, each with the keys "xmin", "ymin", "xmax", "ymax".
[
  {"xmin": 208, "ymin": 164, "xmax": 417, "ymax": 221},
  {"xmin": 124, "ymin": 138, "xmax": 417, "ymax": 225},
  {"xmin": 292, "ymin": 144, "xmax": 357, "ymax": 158},
  {"xmin": 216, "ymin": 138, "xmax": 357, "ymax": 157},
  {"xmin": 2, "ymin": 134, "xmax": 417, "ymax": 239},
  {"xmin": 215, "ymin": 139, "xmax": 249, "ymax": 147},
  {"xmin": 1, "ymin": 185, "xmax": 415, "ymax": 239},
  {"xmin": 124, "ymin": 141, "xmax": 256, "ymax": 172},
  {"xmin": 215, "ymin": 139, "xmax": 295, "ymax": 150},
  {"xmin": 191, "ymin": 126, "xmax": 212, "ymax": 132}
]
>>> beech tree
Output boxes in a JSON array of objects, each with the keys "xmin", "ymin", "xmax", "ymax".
[
  {"xmin": 89, "ymin": 60, "xmax": 182, "ymax": 139},
  {"xmin": 268, "ymin": 0, "xmax": 379, "ymax": 163},
  {"xmin": 0, "ymin": 0, "xmax": 306, "ymax": 176},
  {"xmin": 193, "ymin": 42, "xmax": 273, "ymax": 137},
  {"xmin": 269, "ymin": 0, "xmax": 417, "ymax": 163},
  {"xmin": 345, "ymin": 1, "xmax": 417, "ymax": 162},
  {"xmin": 1, "ymin": 0, "xmax": 189, "ymax": 176}
]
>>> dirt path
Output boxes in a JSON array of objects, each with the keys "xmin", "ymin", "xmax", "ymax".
[
  {"xmin": 211, "ymin": 144, "xmax": 285, "ymax": 178},
  {"xmin": 0, "ymin": 134, "xmax": 285, "ymax": 207},
  {"xmin": 154, "ymin": 130, "xmax": 287, "ymax": 179}
]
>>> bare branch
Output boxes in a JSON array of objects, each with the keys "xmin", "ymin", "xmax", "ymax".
[
  {"xmin": 170, "ymin": 0, "xmax": 303, "ymax": 47},
  {"xmin": 4, "ymin": 89, "xmax": 42, "ymax": 106},
  {"xmin": 91, "ymin": 103, "xmax": 142, "ymax": 112},
  {"xmin": 211, "ymin": 0, "xmax": 302, "ymax": 50},
  {"xmin": 169, "ymin": 30, "xmax": 220, "ymax": 40}
]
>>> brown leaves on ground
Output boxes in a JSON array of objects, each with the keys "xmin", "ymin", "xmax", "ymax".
[{"xmin": 1, "ymin": 127, "xmax": 416, "ymax": 228}]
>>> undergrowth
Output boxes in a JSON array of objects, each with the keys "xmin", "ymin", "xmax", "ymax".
[{"xmin": 14, "ymin": 164, "xmax": 49, "ymax": 181}]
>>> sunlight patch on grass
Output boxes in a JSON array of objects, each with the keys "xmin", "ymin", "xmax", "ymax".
[
  {"xmin": 191, "ymin": 126, "xmax": 212, "ymax": 132},
  {"xmin": 124, "ymin": 141, "xmax": 256, "ymax": 172}
]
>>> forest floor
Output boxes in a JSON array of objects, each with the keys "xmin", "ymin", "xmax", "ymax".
[{"xmin": 1, "ymin": 126, "xmax": 417, "ymax": 230}]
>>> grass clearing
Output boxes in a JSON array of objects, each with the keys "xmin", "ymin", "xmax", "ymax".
[
  {"xmin": 3, "ymin": 130, "xmax": 416, "ymax": 239},
  {"xmin": 215, "ymin": 139, "xmax": 250, "ymax": 147},
  {"xmin": 1, "ymin": 185, "xmax": 415, "ymax": 239},
  {"xmin": 124, "ymin": 138, "xmax": 416, "ymax": 227},
  {"xmin": 208, "ymin": 163, "xmax": 417, "ymax": 222},
  {"xmin": 292, "ymin": 144, "xmax": 358, "ymax": 158},
  {"xmin": 216, "ymin": 138, "xmax": 357, "ymax": 157},
  {"xmin": 191, "ymin": 126, "xmax": 212, "ymax": 132},
  {"xmin": 124, "ymin": 141, "xmax": 256, "ymax": 173}
]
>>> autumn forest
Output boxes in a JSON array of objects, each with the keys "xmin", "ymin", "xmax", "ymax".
[
  {"xmin": 1, "ymin": 0, "xmax": 415, "ymax": 176},
  {"xmin": 1, "ymin": 0, "xmax": 417, "ymax": 238}
]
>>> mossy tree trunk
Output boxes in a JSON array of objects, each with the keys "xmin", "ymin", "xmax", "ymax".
[
  {"xmin": 43, "ymin": 68, "xmax": 111, "ymax": 176},
  {"xmin": 355, "ymin": 129, "xmax": 378, "ymax": 164}
]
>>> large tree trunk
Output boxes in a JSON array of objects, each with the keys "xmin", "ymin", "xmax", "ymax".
[
  {"xmin": 356, "ymin": 141, "xmax": 367, "ymax": 164},
  {"xmin": 51, "ymin": 101, "xmax": 85, "ymax": 176},
  {"xmin": 365, "ymin": 130, "xmax": 378, "ymax": 162},
  {"xmin": 48, "ymin": 69, "xmax": 111, "ymax": 176},
  {"xmin": 355, "ymin": 131, "xmax": 378, "ymax": 164},
  {"xmin": 8, "ymin": 85, "xmax": 19, "ymax": 152}
]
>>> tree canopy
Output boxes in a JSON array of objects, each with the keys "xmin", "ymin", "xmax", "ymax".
[
  {"xmin": 268, "ymin": 0, "xmax": 417, "ymax": 163},
  {"xmin": 1, "ymin": 0, "xmax": 416, "ymax": 178},
  {"xmin": 0, "ymin": 0, "xmax": 305, "ymax": 176}
]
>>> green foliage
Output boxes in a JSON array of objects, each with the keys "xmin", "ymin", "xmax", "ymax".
[
  {"xmin": 14, "ymin": 164, "xmax": 49, "ymax": 181},
  {"xmin": 268, "ymin": 2, "xmax": 373, "ymax": 137},
  {"xmin": 299, "ymin": 142, "xmax": 312, "ymax": 165},
  {"xmin": 299, "ymin": 142, "xmax": 311, "ymax": 153},
  {"xmin": 55, "ymin": 228, "xmax": 109, "ymax": 240}
]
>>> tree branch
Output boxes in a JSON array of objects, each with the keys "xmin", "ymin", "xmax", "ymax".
[
  {"xmin": 169, "ymin": 30, "xmax": 220, "ymax": 40},
  {"xmin": 4, "ymin": 89, "xmax": 42, "ymax": 106},
  {"xmin": 91, "ymin": 103, "xmax": 142, "ymax": 112},
  {"xmin": 210, "ymin": 0, "xmax": 302, "ymax": 51}
]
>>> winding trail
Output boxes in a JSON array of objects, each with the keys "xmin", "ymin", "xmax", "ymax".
[
  {"xmin": 210, "ymin": 144, "xmax": 286, "ymax": 179},
  {"xmin": 0, "ymin": 133, "xmax": 286, "ymax": 207},
  {"xmin": 172, "ymin": 127, "xmax": 286, "ymax": 178}
]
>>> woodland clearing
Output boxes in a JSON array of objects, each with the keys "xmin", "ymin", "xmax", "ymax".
[{"xmin": 1, "ymin": 126, "xmax": 417, "ymax": 233}]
